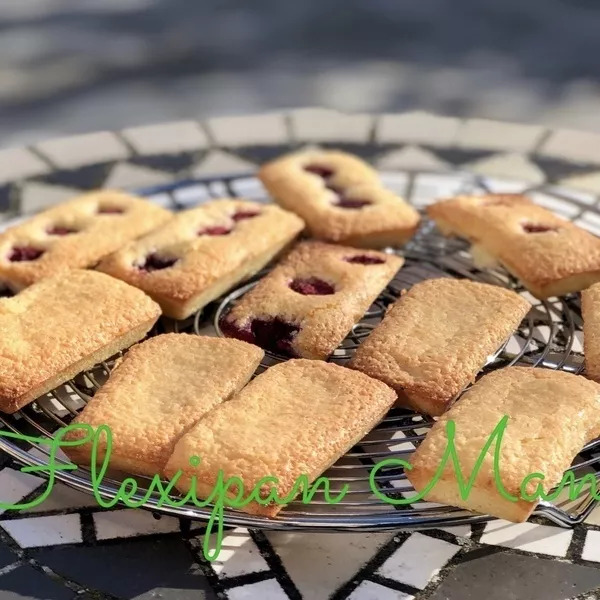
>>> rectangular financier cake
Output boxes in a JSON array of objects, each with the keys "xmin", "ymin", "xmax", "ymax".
[
  {"xmin": 98, "ymin": 199, "xmax": 305, "ymax": 320},
  {"xmin": 163, "ymin": 359, "xmax": 397, "ymax": 516},
  {"xmin": 0, "ymin": 269, "xmax": 161, "ymax": 414},
  {"xmin": 581, "ymin": 282, "xmax": 600, "ymax": 382},
  {"xmin": 407, "ymin": 367, "xmax": 600, "ymax": 522},
  {"xmin": 220, "ymin": 241, "xmax": 403, "ymax": 360},
  {"xmin": 64, "ymin": 334, "xmax": 264, "ymax": 476},
  {"xmin": 349, "ymin": 278, "xmax": 530, "ymax": 416},
  {"xmin": 0, "ymin": 190, "xmax": 171, "ymax": 290},
  {"xmin": 427, "ymin": 193, "xmax": 600, "ymax": 299},
  {"xmin": 259, "ymin": 150, "xmax": 420, "ymax": 248}
]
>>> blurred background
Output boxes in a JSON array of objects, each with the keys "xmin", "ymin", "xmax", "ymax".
[{"xmin": 2, "ymin": 0, "xmax": 600, "ymax": 148}]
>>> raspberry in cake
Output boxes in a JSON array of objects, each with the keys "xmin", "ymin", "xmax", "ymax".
[
  {"xmin": 97, "ymin": 199, "xmax": 305, "ymax": 320},
  {"xmin": 220, "ymin": 241, "xmax": 403, "ymax": 360},
  {"xmin": 259, "ymin": 150, "xmax": 420, "ymax": 248}
]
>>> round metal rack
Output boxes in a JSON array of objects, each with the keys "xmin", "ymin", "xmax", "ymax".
[{"xmin": 0, "ymin": 171, "xmax": 597, "ymax": 531}]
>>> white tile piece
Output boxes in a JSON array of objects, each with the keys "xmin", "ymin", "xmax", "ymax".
[
  {"xmin": 226, "ymin": 579, "xmax": 288, "ymax": 600},
  {"xmin": 121, "ymin": 120, "xmax": 209, "ymax": 155},
  {"xmin": 229, "ymin": 177, "xmax": 269, "ymax": 200},
  {"xmin": 291, "ymin": 108, "xmax": 373, "ymax": 143},
  {"xmin": 457, "ymin": 119, "xmax": 544, "ymax": 152},
  {"xmin": 348, "ymin": 581, "xmax": 414, "ymax": 600},
  {"xmin": 191, "ymin": 150, "xmax": 255, "ymax": 177},
  {"xmin": 19, "ymin": 181, "xmax": 80, "ymax": 214},
  {"xmin": 410, "ymin": 172, "xmax": 477, "ymax": 208},
  {"xmin": 479, "ymin": 177, "xmax": 531, "ymax": 194},
  {"xmin": 376, "ymin": 146, "xmax": 450, "ymax": 172},
  {"xmin": 480, "ymin": 520, "xmax": 572, "ymax": 557},
  {"xmin": 194, "ymin": 528, "xmax": 269, "ymax": 578},
  {"xmin": 557, "ymin": 172, "xmax": 600, "ymax": 195},
  {"xmin": 0, "ymin": 147, "xmax": 49, "ymax": 183},
  {"xmin": 0, "ymin": 468, "xmax": 43, "ymax": 515},
  {"xmin": 266, "ymin": 531, "xmax": 393, "ymax": 600},
  {"xmin": 36, "ymin": 131, "xmax": 130, "ymax": 169},
  {"xmin": 377, "ymin": 533, "xmax": 459, "ymax": 589},
  {"xmin": 1, "ymin": 513, "xmax": 82, "ymax": 547},
  {"xmin": 437, "ymin": 525, "xmax": 472, "ymax": 539},
  {"xmin": 173, "ymin": 183, "xmax": 212, "ymax": 207},
  {"xmin": 582, "ymin": 530, "xmax": 600, "ymax": 562},
  {"xmin": 376, "ymin": 111, "xmax": 460, "ymax": 147},
  {"xmin": 24, "ymin": 482, "xmax": 99, "ymax": 513},
  {"xmin": 207, "ymin": 113, "xmax": 288, "ymax": 147},
  {"xmin": 465, "ymin": 153, "xmax": 545, "ymax": 185},
  {"xmin": 541, "ymin": 129, "xmax": 600, "ymax": 164},
  {"xmin": 94, "ymin": 509, "xmax": 180, "ymax": 540},
  {"xmin": 528, "ymin": 191, "xmax": 581, "ymax": 218},
  {"xmin": 146, "ymin": 192, "xmax": 174, "ymax": 208},
  {"xmin": 103, "ymin": 162, "xmax": 172, "ymax": 190}
]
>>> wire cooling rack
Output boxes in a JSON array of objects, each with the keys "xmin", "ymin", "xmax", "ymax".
[{"xmin": 0, "ymin": 171, "xmax": 599, "ymax": 531}]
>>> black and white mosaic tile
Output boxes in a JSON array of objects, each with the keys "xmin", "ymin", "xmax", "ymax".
[{"xmin": 1, "ymin": 109, "xmax": 600, "ymax": 599}]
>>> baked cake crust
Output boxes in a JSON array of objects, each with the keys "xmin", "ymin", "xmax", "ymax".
[
  {"xmin": 427, "ymin": 193, "xmax": 600, "ymax": 299},
  {"xmin": 163, "ymin": 359, "xmax": 397, "ymax": 517},
  {"xmin": 220, "ymin": 241, "xmax": 403, "ymax": 360},
  {"xmin": 64, "ymin": 334, "xmax": 264, "ymax": 476},
  {"xmin": 406, "ymin": 367, "xmax": 600, "ymax": 522},
  {"xmin": 0, "ymin": 190, "xmax": 171, "ymax": 289},
  {"xmin": 98, "ymin": 199, "xmax": 305, "ymax": 320},
  {"xmin": 581, "ymin": 282, "xmax": 600, "ymax": 382},
  {"xmin": 259, "ymin": 150, "xmax": 420, "ymax": 248},
  {"xmin": 0, "ymin": 269, "xmax": 161, "ymax": 414},
  {"xmin": 349, "ymin": 278, "xmax": 530, "ymax": 416}
]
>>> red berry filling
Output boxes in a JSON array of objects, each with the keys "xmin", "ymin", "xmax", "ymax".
[
  {"xmin": 198, "ymin": 225, "xmax": 232, "ymax": 236},
  {"xmin": 304, "ymin": 164, "xmax": 335, "ymax": 179},
  {"xmin": 47, "ymin": 226, "xmax": 77, "ymax": 236},
  {"xmin": 138, "ymin": 253, "xmax": 178, "ymax": 272},
  {"xmin": 220, "ymin": 316, "xmax": 299, "ymax": 356},
  {"xmin": 9, "ymin": 246, "xmax": 44, "ymax": 262},
  {"xmin": 333, "ymin": 197, "xmax": 372, "ymax": 209},
  {"xmin": 344, "ymin": 255, "xmax": 385, "ymax": 265},
  {"xmin": 522, "ymin": 222, "xmax": 559, "ymax": 234},
  {"xmin": 97, "ymin": 206, "xmax": 124, "ymax": 214},
  {"xmin": 289, "ymin": 277, "xmax": 335, "ymax": 295},
  {"xmin": 0, "ymin": 286, "xmax": 12, "ymax": 298},
  {"xmin": 232, "ymin": 210, "xmax": 260, "ymax": 222}
]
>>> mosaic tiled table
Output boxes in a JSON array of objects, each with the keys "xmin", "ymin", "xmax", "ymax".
[{"xmin": 3, "ymin": 109, "xmax": 600, "ymax": 600}]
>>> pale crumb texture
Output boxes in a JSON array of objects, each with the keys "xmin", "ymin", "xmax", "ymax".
[
  {"xmin": 582, "ymin": 283, "xmax": 600, "ymax": 382},
  {"xmin": 0, "ymin": 269, "xmax": 161, "ymax": 413},
  {"xmin": 407, "ymin": 367, "xmax": 600, "ymax": 522},
  {"xmin": 427, "ymin": 193, "xmax": 600, "ymax": 298},
  {"xmin": 349, "ymin": 278, "xmax": 530, "ymax": 416},
  {"xmin": 0, "ymin": 190, "xmax": 172, "ymax": 289},
  {"xmin": 65, "ymin": 334, "xmax": 264, "ymax": 476},
  {"xmin": 163, "ymin": 359, "xmax": 397, "ymax": 516},
  {"xmin": 98, "ymin": 198, "xmax": 304, "ymax": 319},
  {"xmin": 223, "ymin": 241, "xmax": 403, "ymax": 359},
  {"xmin": 259, "ymin": 150, "xmax": 420, "ymax": 248}
]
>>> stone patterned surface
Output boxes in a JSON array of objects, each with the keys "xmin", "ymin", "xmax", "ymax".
[{"xmin": 0, "ymin": 110, "xmax": 600, "ymax": 599}]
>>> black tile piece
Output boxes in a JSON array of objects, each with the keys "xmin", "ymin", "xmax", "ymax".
[
  {"xmin": 0, "ymin": 540, "xmax": 17, "ymax": 569},
  {"xmin": 531, "ymin": 157, "xmax": 597, "ymax": 183},
  {"xmin": 0, "ymin": 565, "xmax": 73, "ymax": 600},
  {"xmin": 33, "ymin": 162, "xmax": 115, "ymax": 190},
  {"xmin": 428, "ymin": 147, "xmax": 497, "ymax": 167},
  {"xmin": 430, "ymin": 551, "xmax": 600, "ymax": 600},
  {"xmin": 128, "ymin": 152, "xmax": 201, "ymax": 174},
  {"xmin": 32, "ymin": 536, "xmax": 217, "ymax": 600}
]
